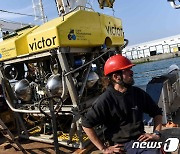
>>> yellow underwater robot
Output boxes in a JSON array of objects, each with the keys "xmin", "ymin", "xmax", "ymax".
[
  {"xmin": 0, "ymin": 0, "xmax": 126, "ymax": 152},
  {"xmin": 0, "ymin": 9, "xmax": 124, "ymax": 60}
]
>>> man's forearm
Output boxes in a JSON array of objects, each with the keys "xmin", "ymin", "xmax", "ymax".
[
  {"xmin": 153, "ymin": 115, "xmax": 162, "ymax": 131},
  {"xmin": 82, "ymin": 126, "xmax": 105, "ymax": 150}
]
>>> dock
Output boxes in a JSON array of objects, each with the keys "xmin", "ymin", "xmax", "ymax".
[{"xmin": 132, "ymin": 51, "xmax": 180, "ymax": 64}]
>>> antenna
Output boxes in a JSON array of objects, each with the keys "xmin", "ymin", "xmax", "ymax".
[{"xmin": 32, "ymin": 0, "xmax": 47, "ymax": 23}]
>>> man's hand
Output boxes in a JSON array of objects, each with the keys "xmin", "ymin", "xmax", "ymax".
[
  {"xmin": 138, "ymin": 133, "xmax": 160, "ymax": 142},
  {"xmin": 102, "ymin": 144, "xmax": 125, "ymax": 154}
]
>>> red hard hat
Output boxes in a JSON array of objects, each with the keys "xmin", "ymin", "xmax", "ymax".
[{"xmin": 104, "ymin": 54, "xmax": 135, "ymax": 76}]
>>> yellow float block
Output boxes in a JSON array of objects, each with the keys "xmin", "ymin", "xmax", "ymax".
[
  {"xmin": 0, "ymin": 26, "xmax": 38, "ymax": 61},
  {"xmin": 27, "ymin": 9, "xmax": 124, "ymax": 54}
]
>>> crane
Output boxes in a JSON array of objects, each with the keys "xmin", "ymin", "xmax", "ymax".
[{"xmin": 55, "ymin": 0, "xmax": 115, "ymax": 15}]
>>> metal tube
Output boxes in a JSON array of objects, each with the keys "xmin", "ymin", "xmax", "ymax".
[
  {"xmin": 5, "ymin": 99, "xmax": 47, "ymax": 113},
  {"xmin": 61, "ymin": 74, "xmax": 67, "ymax": 99},
  {"xmin": 4, "ymin": 96, "xmax": 74, "ymax": 114},
  {"xmin": 4, "ymin": 91, "xmax": 73, "ymax": 114},
  {"xmin": 20, "ymin": 135, "xmax": 81, "ymax": 148},
  {"xmin": 1, "ymin": 79, "xmax": 42, "ymax": 113},
  {"xmin": 49, "ymin": 100, "xmax": 60, "ymax": 154},
  {"xmin": 1, "ymin": 77, "xmax": 72, "ymax": 114},
  {"xmin": 57, "ymin": 48, "xmax": 79, "ymax": 106},
  {"xmin": 78, "ymin": 54, "xmax": 94, "ymax": 99}
]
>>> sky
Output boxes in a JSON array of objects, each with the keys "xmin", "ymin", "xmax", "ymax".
[{"xmin": 0, "ymin": 0, "xmax": 180, "ymax": 45}]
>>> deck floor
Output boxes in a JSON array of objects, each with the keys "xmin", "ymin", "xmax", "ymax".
[{"xmin": 0, "ymin": 108, "xmax": 180, "ymax": 154}]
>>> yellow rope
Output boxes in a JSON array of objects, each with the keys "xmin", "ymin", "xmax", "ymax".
[{"xmin": 58, "ymin": 132, "xmax": 88, "ymax": 142}]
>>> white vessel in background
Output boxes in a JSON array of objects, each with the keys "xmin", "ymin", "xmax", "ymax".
[{"xmin": 145, "ymin": 64, "xmax": 180, "ymax": 125}]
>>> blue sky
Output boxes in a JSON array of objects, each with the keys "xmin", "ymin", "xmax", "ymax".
[{"xmin": 0, "ymin": 0, "xmax": 180, "ymax": 45}]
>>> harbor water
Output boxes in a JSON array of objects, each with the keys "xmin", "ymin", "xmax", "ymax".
[{"xmin": 133, "ymin": 57, "xmax": 180, "ymax": 90}]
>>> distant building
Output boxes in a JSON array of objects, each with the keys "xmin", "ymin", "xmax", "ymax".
[
  {"xmin": 0, "ymin": 20, "xmax": 29, "ymax": 42},
  {"xmin": 122, "ymin": 35, "xmax": 180, "ymax": 60}
]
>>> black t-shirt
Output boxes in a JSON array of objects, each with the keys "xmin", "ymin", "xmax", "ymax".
[{"xmin": 82, "ymin": 85, "xmax": 162, "ymax": 143}]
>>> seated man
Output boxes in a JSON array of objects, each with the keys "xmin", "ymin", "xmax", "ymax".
[{"xmin": 82, "ymin": 55, "xmax": 163, "ymax": 154}]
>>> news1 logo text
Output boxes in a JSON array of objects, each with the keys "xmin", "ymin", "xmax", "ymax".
[{"xmin": 132, "ymin": 138, "xmax": 179, "ymax": 152}]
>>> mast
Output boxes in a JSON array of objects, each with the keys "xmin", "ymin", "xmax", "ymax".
[
  {"xmin": 32, "ymin": 0, "xmax": 47, "ymax": 23},
  {"xmin": 55, "ymin": 0, "xmax": 87, "ymax": 16}
]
